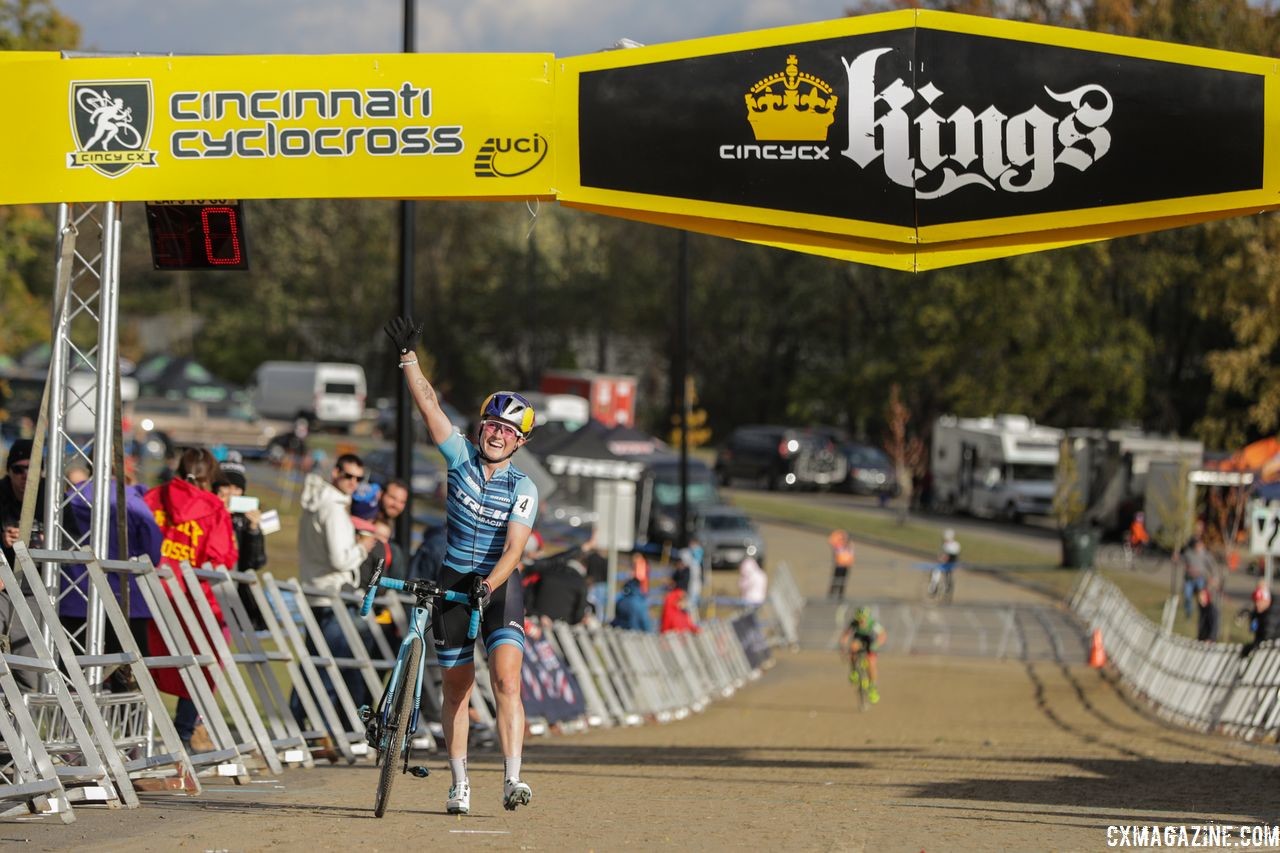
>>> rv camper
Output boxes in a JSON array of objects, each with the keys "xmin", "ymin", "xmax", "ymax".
[
  {"xmin": 1062, "ymin": 429, "xmax": 1204, "ymax": 538},
  {"xmin": 931, "ymin": 414, "xmax": 1063, "ymax": 521}
]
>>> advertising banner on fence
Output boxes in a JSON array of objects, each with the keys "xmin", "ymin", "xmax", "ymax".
[
  {"xmin": 521, "ymin": 637, "xmax": 586, "ymax": 724},
  {"xmin": 0, "ymin": 52, "xmax": 555, "ymax": 204}
]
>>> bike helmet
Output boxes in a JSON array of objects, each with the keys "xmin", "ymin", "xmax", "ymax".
[
  {"xmin": 479, "ymin": 391, "xmax": 536, "ymax": 437},
  {"xmin": 854, "ymin": 606, "xmax": 872, "ymax": 623}
]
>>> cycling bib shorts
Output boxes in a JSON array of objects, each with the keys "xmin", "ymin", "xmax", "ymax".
[{"xmin": 433, "ymin": 565, "xmax": 526, "ymax": 668}]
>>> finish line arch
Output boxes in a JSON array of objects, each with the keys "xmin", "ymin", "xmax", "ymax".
[{"xmin": 2, "ymin": 9, "xmax": 1277, "ymax": 272}]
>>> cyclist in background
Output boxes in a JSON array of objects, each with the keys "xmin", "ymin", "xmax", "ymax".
[
  {"xmin": 1127, "ymin": 511, "xmax": 1150, "ymax": 554},
  {"xmin": 839, "ymin": 607, "xmax": 887, "ymax": 704},
  {"xmin": 386, "ymin": 316, "xmax": 538, "ymax": 815},
  {"xmin": 930, "ymin": 528, "xmax": 961, "ymax": 602}
]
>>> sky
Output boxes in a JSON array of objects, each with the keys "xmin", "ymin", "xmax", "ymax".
[{"xmin": 54, "ymin": 1, "xmax": 857, "ymax": 57}]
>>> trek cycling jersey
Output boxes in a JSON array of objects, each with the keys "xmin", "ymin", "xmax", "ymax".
[{"xmin": 438, "ymin": 431, "xmax": 539, "ymax": 576}]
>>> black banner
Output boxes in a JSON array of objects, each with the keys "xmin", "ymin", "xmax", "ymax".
[{"xmin": 578, "ymin": 29, "xmax": 1263, "ymax": 227}]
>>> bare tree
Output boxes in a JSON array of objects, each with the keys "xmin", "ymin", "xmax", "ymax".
[{"xmin": 885, "ymin": 384, "xmax": 926, "ymax": 525}]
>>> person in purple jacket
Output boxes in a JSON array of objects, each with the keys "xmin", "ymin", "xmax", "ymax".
[{"xmin": 59, "ymin": 474, "xmax": 163, "ymax": 689}]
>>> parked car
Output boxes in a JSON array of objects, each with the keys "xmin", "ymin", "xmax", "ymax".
[
  {"xmin": 129, "ymin": 397, "xmax": 291, "ymax": 459},
  {"xmin": 694, "ymin": 504, "xmax": 766, "ymax": 570},
  {"xmin": 714, "ymin": 425, "xmax": 847, "ymax": 490},
  {"xmin": 841, "ymin": 442, "xmax": 900, "ymax": 497}
]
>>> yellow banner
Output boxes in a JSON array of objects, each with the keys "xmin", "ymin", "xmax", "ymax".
[{"xmin": 0, "ymin": 52, "xmax": 555, "ymax": 204}]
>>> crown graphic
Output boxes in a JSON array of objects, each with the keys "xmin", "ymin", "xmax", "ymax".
[{"xmin": 744, "ymin": 54, "xmax": 838, "ymax": 142}]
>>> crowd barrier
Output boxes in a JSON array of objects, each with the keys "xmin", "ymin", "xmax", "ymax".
[
  {"xmin": 1071, "ymin": 571, "xmax": 1280, "ymax": 741},
  {"xmin": 0, "ymin": 548, "xmax": 804, "ymax": 822}
]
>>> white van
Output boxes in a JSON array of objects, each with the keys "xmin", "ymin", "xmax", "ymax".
[{"xmin": 251, "ymin": 361, "xmax": 367, "ymax": 430}]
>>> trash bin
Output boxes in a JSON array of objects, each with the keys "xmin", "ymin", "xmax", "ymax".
[{"xmin": 1060, "ymin": 525, "xmax": 1098, "ymax": 569}]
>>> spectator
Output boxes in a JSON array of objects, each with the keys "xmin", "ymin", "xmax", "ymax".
[
  {"xmin": 528, "ymin": 547, "xmax": 589, "ymax": 625},
  {"xmin": 375, "ymin": 479, "xmax": 410, "ymax": 578},
  {"xmin": 611, "ymin": 578, "xmax": 652, "ymax": 632},
  {"xmin": 1, "ymin": 439, "xmax": 45, "ymax": 568},
  {"xmin": 1181, "ymin": 538, "xmax": 1211, "ymax": 619},
  {"xmin": 144, "ymin": 447, "xmax": 238, "ymax": 753},
  {"xmin": 1195, "ymin": 586, "xmax": 1219, "ymax": 642},
  {"xmin": 660, "ymin": 569, "xmax": 699, "ymax": 634},
  {"xmin": 60, "ymin": 465, "xmax": 163, "ymax": 690},
  {"xmin": 408, "ymin": 522, "xmax": 447, "ymax": 583},
  {"xmin": 631, "ymin": 550, "xmax": 650, "ymax": 594},
  {"xmin": 738, "ymin": 554, "xmax": 768, "ymax": 606},
  {"xmin": 1240, "ymin": 580, "xmax": 1276, "ymax": 658},
  {"xmin": 0, "ymin": 439, "xmax": 44, "ymax": 690},
  {"xmin": 827, "ymin": 529, "xmax": 854, "ymax": 600},
  {"xmin": 213, "ymin": 457, "xmax": 268, "ymax": 629},
  {"xmin": 290, "ymin": 453, "xmax": 377, "ymax": 726}
]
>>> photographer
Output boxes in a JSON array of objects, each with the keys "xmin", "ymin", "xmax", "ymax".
[{"xmin": 214, "ymin": 457, "xmax": 268, "ymax": 628}]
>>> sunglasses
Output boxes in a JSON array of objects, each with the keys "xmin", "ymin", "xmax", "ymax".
[
  {"xmin": 9, "ymin": 465, "xmax": 29, "ymax": 475},
  {"xmin": 337, "ymin": 470, "xmax": 366, "ymax": 483},
  {"xmin": 482, "ymin": 420, "xmax": 521, "ymax": 440}
]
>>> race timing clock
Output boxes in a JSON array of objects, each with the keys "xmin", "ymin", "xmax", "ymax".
[{"xmin": 144, "ymin": 200, "xmax": 249, "ymax": 270}]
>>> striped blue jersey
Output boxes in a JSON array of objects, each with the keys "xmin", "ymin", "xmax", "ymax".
[{"xmin": 437, "ymin": 431, "xmax": 539, "ymax": 576}]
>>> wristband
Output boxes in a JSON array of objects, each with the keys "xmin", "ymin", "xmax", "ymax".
[{"xmin": 397, "ymin": 356, "xmax": 418, "ymax": 369}]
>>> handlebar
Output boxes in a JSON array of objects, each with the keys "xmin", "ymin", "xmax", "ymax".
[{"xmin": 361, "ymin": 563, "xmax": 484, "ymax": 640}]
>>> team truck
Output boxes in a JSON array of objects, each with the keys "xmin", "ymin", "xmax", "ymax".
[
  {"xmin": 1061, "ymin": 428, "xmax": 1205, "ymax": 538},
  {"xmin": 931, "ymin": 414, "xmax": 1063, "ymax": 521},
  {"xmin": 250, "ymin": 361, "xmax": 367, "ymax": 431},
  {"xmin": 540, "ymin": 370, "xmax": 638, "ymax": 428}
]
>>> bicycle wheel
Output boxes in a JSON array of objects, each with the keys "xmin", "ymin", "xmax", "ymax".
[
  {"xmin": 374, "ymin": 637, "xmax": 421, "ymax": 818},
  {"xmin": 1096, "ymin": 544, "xmax": 1125, "ymax": 570},
  {"xmin": 855, "ymin": 655, "xmax": 869, "ymax": 712}
]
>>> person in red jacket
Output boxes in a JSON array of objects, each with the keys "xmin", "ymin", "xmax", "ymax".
[
  {"xmin": 144, "ymin": 447, "xmax": 238, "ymax": 752},
  {"xmin": 660, "ymin": 562, "xmax": 700, "ymax": 635}
]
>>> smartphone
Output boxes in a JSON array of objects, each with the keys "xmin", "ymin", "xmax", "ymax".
[{"xmin": 229, "ymin": 495, "xmax": 259, "ymax": 514}]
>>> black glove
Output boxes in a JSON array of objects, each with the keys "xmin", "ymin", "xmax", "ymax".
[
  {"xmin": 471, "ymin": 576, "xmax": 492, "ymax": 610},
  {"xmin": 383, "ymin": 316, "xmax": 423, "ymax": 355}
]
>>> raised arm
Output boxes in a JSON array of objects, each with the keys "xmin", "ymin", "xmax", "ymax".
[{"xmin": 384, "ymin": 316, "xmax": 455, "ymax": 446}]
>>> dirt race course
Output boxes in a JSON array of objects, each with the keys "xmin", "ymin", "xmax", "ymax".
[{"xmin": 13, "ymin": 522, "xmax": 1280, "ymax": 852}]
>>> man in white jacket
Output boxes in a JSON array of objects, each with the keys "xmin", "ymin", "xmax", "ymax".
[
  {"xmin": 291, "ymin": 453, "xmax": 377, "ymax": 730},
  {"xmin": 298, "ymin": 453, "xmax": 374, "ymax": 593}
]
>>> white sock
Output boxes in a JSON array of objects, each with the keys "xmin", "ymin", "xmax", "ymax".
[
  {"xmin": 504, "ymin": 756, "xmax": 522, "ymax": 782},
  {"xmin": 449, "ymin": 757, "xmax": 467, "ymax": 786}
]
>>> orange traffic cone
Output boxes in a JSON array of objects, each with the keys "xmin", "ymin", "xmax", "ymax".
[{"xmin": 1088, "ymin": 628, "xmax": 1107, "ymax": 669}]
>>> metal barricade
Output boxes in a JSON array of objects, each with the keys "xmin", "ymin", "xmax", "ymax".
[
  {"xmin": 22, "ymin": 546, "xmax": 201, "ymax": 797},
  {"xmin": 1072, "ymin": 571, "xmax": 1280, "ymax": 741}
]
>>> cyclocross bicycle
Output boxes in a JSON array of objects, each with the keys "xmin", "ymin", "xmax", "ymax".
[
  {"xmin": 849, "ymin": 646, "xmax": 873, "ymax": 712},
  {"xmin": 359, "ymin": 563, "xmax": 482, "ymax": 818}
]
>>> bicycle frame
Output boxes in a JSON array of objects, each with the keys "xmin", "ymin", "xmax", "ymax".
[{"xmin": 359, "ymin": 569, "xmax": 480, "ymax": 758}]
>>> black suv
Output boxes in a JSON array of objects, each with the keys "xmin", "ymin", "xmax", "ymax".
[{"xmin": 714, "ymin": 425, "xmax": 847, "ymax": 490}]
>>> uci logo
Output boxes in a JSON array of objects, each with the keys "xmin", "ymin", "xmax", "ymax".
[{"xmin": 473, "ymin": 134, "xmax": 547, "ymax": 178}]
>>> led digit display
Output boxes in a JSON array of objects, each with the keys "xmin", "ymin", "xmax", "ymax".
[{"xmin": 145, "ymin": 200, "xmax": 250, "ymax": 270}]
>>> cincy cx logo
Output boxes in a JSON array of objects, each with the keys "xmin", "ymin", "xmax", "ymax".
[
  {"xmin": 474, "ymin": 133, "xmax": 548, "ymax": 178},
  {"xmin": 67, "ymin": 80, "xmax": 158, "ymax": 177},
  {"xmin": 721, "ymin": 54, "xmax": 837, "ymax": 162}
]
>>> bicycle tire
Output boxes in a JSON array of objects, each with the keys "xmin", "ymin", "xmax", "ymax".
[{"xmin": 374, "ymin": 636, "xmax": 421, "ymax": 818}]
